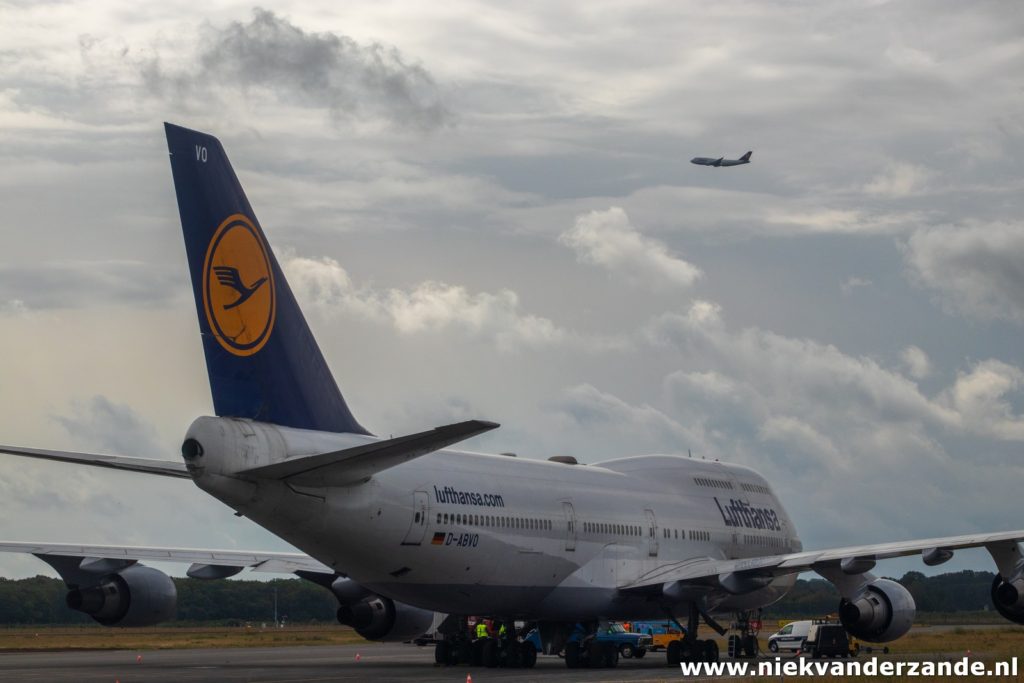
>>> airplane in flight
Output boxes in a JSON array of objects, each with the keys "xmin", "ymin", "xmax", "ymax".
[
  {"xmin": 1, "ymin": 124, "xmax": 1023, "ymax": 670},
  {"xmin": 691, "ymin": 151, "xmax": 752, "ymax": 167}
]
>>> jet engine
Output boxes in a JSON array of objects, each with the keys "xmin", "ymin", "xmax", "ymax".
[
  {"xmin": 838, "ymin": 578, "xmax": 915, "ymax": 642},
  {"xmin": 66, "ymin": 564, "xmax": 176, "ymax": 627},
  {"xmin": 991, "ymin": 574, "xmax": 1024, "ymax": 624},
  {"xmin": 336, "ymin": 595, "xmax": 434, "ymax": 642}
]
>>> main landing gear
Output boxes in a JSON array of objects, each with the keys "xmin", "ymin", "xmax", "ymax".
[
  {"xmin": 664, "ymin": 603, "xmax": 723, "ymax": 666},
  {"xmin": 433, "ymin": 618, "xmax": 536, "ymax": 669},
  {"xmin": 727, "ymin": 610, "xmax": 760, "ymax": 659},
  {"xmin": 563, "ymin": 624, "xmax": 619, "ymax": 669}
]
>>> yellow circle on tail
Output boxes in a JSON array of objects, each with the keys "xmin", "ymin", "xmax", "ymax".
[{"xmin": 202, "ymin": 214, "xmax": 276, "ymax": 357}]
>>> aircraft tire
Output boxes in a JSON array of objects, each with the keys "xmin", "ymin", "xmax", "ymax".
[
  {"xmin": 482, "ymin": 639, "xmax": 498, "ymax": 668},
  {"xmin": 666, "ymin": 639, "xmax": 682, "ymax": 666},
  {"xmin": 634, "ymin": 647, "xmax": 647, "ymax": 659},
  {"xmin": 521, "ymin": 644, "xmax": 537, "ymax": 668},
  {"xmin": 586, "ymin": 642, "xmax": 604, "ymax": 668},
  {"xmin": 565, "ymin": 641, "xmax": 581, "ymax": 669},
  {"xmin": 434, "ymin": 641, "xmax": 449, "ymax": 665},
  {"xmin": 704, "ymin": 639, "xmax": 719, "ymax": 663}
]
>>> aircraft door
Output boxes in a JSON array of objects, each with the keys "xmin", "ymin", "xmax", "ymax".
[
  {"xmin": 401, "ymin": 491, "xmax": 429, "ymax": 546},
  {"xmin": 562, "ymin": 502, "xmax": 577, "ymax": 551},
  {"xmin": 644, "ymin": 509, "xmax": 659, "ymax": 557}
]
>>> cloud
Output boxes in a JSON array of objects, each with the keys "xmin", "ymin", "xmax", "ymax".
[
  {"xmin": 284, "ymin": 254, "xmax": 568, "ymax": 351},
  {"xmin": 939, "ymin": 360, "xmax": 1024, "ymax": 440},
  {"xmin": 550, "ymin": 383, "xmax": 701, "ymax": 459},
  {"xmin": 140, "ymin": 9, "xmax": 451, "ymax": 131},
  {"xmin": 558, "ymin": 207, "xmax": 701, "ymax": 289},
  {"xmin": 0, "ymin": 299, "xmax": 30, "ymax": 316},
  {"xmin": 841, "ymin": 277, "xmax": 873, "ymax": 295},
  {"xmin": 864, "ymin": 162, "xmax": 934, "ymax": 197},
  {"xmin": 758, "ymin": 415, "xmax": 845, "ymax": 467},
  {"xmin": 904, "ymin": 222, "xmax": 1024, "ymax": 323},
  {"xmin": 52, "ymin": 395, "xmax": 166, "ymax": 457},
  {"xmin": 901, "ymin": 345, "xmax": 931, "ymax": 380},
  {"xmin": 0, "ymin": 261, "xmax": 182, "ymax": 310},
  {"xmin": 645, "ymin": 300, "xmax": 1024, "ymax": 470},
  {"xmin": 762, "ymin": 208, "xmax": 918, "ymax": 236}
]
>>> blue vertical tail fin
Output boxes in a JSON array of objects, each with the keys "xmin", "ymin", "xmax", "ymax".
[
  {"xmin": 164, "ymin": 122, "xmax": 370, "ymax": 435},
  {"xmin": 739, "ymin": 151, "xmax": 753, "ymax": 162}
]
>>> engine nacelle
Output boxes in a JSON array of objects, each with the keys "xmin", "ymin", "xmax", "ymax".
[
  {"xmin": 838, "ymin": 578, "xmax": 915, "ymax": 642},
  {"xmin": 66, "ymin": 565, "xmax": 177, "ymax": 627},
  {"xmin": 336, "ymin": 595, "xmax": 434, "ymax": 642},
  {"xmin": 991, "ymin": 574, "xmax": 1024, "ymax": 625}
]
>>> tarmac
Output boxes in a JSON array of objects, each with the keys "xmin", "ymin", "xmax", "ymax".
[
  {"xmin": 0, "ymin": 637, "xmax": 1008, "ymax": 683},
  {"xmin": 0, "ymin": 643, "xmax": 684, "ymax": 682}
]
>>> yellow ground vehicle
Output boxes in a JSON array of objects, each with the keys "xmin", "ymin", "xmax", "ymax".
[{"xmin": 631, "ymin": 622, "xmax": 684, "ymax": 652}]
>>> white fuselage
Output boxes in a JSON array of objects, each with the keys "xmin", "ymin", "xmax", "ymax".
[{"xmin": 185, "ymin": 417, "xmax": 801, "ymax": 620}]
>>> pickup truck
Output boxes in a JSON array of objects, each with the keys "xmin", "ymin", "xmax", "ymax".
[
  {"xmin": 524, "ymin": 623, "xmax": 653, "ymax": 659},
  {"xmin": 629, "ymin": 621, "xmax": 685, "ymax": 652}
]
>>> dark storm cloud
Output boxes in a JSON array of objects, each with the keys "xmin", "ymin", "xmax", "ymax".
[{"xmin": 140, "ymin": 8, "xmax": 451, "ymax": 131}]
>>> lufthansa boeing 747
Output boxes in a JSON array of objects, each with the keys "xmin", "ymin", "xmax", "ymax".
[
  {"xmin": 0, "ymin": 126, "xmax": 1021, "ymax": 670},
  {"xmin": 691, "ymin": 151, "xmax": 752, "ymax": 167}
]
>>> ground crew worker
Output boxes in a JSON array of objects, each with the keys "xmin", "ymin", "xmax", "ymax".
[
  {"xmin": 498, "ymin": 623, "xmax": 507, "ymax": 638},
  {"xmin": 475, "ymin": 621, "xmax": 489, "ymax": 640}
]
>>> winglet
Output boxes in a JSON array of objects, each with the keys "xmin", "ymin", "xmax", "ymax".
[{"xmin": 237, "ymin": 420, "xmax": 500, "ymax": 486}]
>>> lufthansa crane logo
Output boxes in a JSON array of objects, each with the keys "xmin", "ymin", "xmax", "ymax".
[{"xmin": 202, "ymin": 214, "xmax": 276, "ymax": 356}]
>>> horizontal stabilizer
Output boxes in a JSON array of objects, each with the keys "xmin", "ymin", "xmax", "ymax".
[
  {"xmin": 0, "ymin": 540, "xmax": 331, "ymax": 575},
  {"xmin": 0, "ymin": 445, "xmax": 190, "ymax": 478},
  {"xmin": 238, "ymin": 419, "xmax": 500, "ymax": 486}
]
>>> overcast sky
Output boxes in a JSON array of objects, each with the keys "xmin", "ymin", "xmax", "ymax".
[{"xmin": 1, "ymin": 1, "xmax": 1023, "ymax": 582}]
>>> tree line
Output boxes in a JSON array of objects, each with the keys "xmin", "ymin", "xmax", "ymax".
[{"xmin": 0, "ymin": 570, "xmax": 1003, "ymax": 625}]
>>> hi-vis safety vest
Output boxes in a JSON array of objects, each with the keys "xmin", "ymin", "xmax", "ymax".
[{"xmin": 476, "ymin": 623, "xmax": 488, "ymax": 638}]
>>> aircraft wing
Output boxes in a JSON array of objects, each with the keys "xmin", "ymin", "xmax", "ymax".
[
  {"xmin": 620, "ymin": 528, "xmax": 1024, "ymax": 591},
  {"xmin": 0, "ymin": 445, "xmax": 190, "ymax": 478},
  {"xmin": 0, "ymin": 540, "xmax": 332, "ymax": 576}
]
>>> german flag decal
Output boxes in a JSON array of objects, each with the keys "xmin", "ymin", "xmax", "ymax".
[{"xmin": 431, "ymin": 532, "xmax": 446, "ymax": 545}]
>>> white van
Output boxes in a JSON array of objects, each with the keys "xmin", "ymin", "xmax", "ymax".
[{"xmin": 767, "ymin": 620, "xmax": 811, "ymax": 653}]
